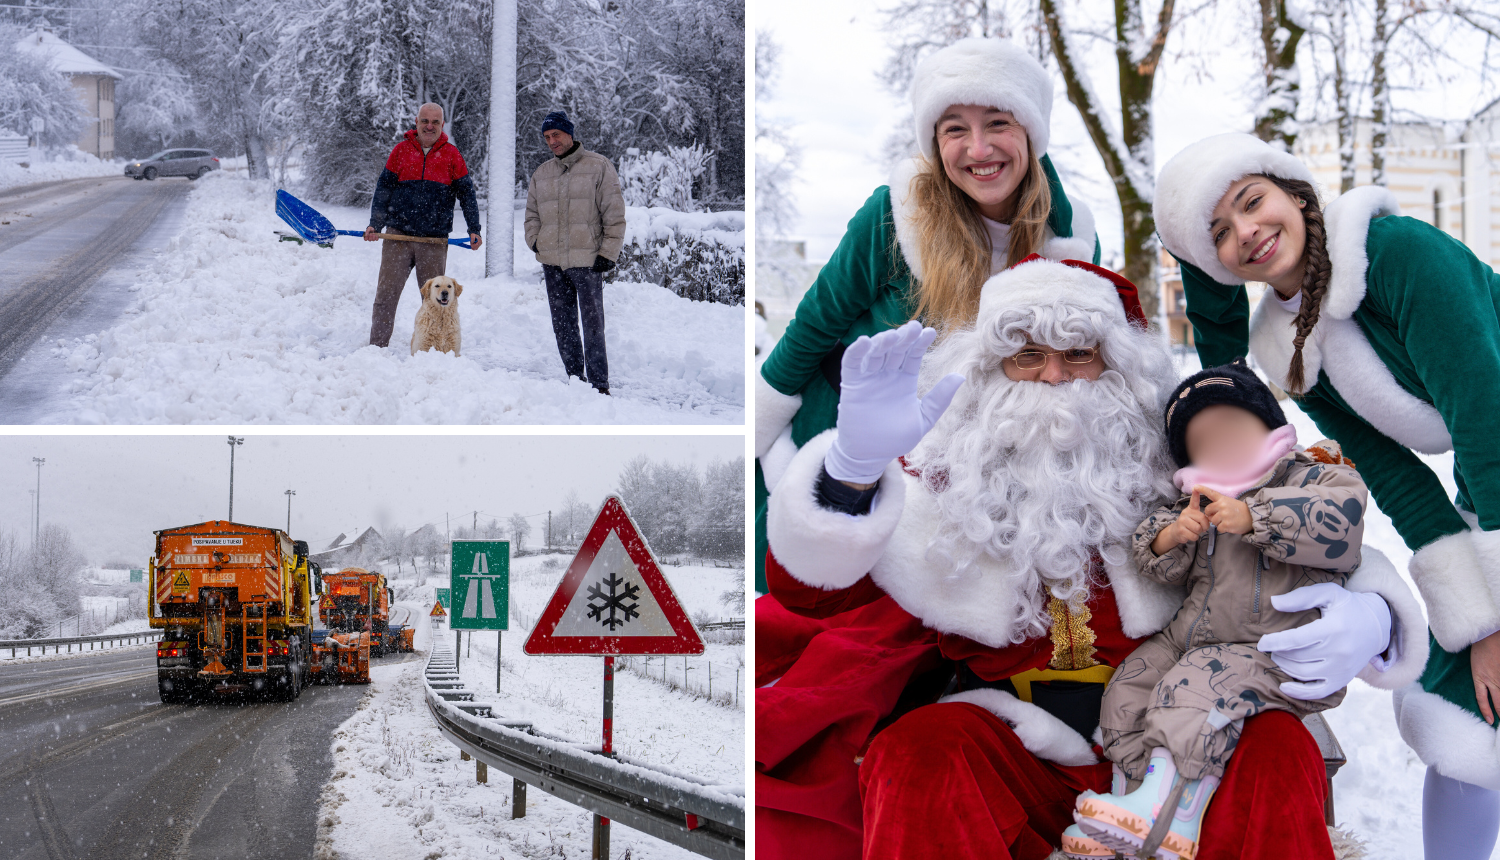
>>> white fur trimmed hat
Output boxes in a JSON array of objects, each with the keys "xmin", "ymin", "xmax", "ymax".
[
  {"xmin": 1153, "ymin": 132, "xmax": 1317, "ymax": 285},
  {"xmin": 977, "ymin": 255, "xmax": 1148, "ymax": 332},
  {"xmin": 911, "ymin": 37, "xmax": 1053, "ymax": 160}
]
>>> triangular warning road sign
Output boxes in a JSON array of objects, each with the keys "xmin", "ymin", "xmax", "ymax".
[
  {"xmin": 430, "ymin": 599, "xmax": 447, "ymax": 617},
  {"xmin": 525, "ymin": 496, "xmax": 704, "ymax": 656}
]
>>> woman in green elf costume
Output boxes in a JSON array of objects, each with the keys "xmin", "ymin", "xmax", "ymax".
[
  {"xmin": 1154, "ymin": 131, "xmax": 1500, "ymax": 859},
  {"xmin": 754, "ymin": 36, "xmax": 1100, "ymax": 590}
]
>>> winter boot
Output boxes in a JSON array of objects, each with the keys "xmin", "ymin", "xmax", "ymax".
[
  {"xmin": 1061, "ymin": 764, "xmax": 1127, "ymax": 859},
  {"xmin": 1074, "ymin": 748, "xmax": 1219, "ymax": 860}
]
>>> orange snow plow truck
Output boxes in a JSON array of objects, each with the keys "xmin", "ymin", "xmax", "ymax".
[
  {"xmin": 149, "ymin": 520, "xmax": 318, "ymax": 703},
  {"xmin": 314, "ymin": 567, "xmax": 412, "ymax": 684}
]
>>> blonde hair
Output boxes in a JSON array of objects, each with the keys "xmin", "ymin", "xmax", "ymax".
[{"xmin": 905, "ymin": 143, "xmax": 1053, "ymax": 333}]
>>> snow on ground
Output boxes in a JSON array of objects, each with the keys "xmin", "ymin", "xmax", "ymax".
[
  {"xmin": 0, "ymin": 148, "xmax": 120, "ymax": 191},
  {"xmin": 317, "ymin": 556, "xmax": 744, "ymax": 859},
  {"xmin": 43, "ymin": 175, "xmax": 744, "ymax": 423}
]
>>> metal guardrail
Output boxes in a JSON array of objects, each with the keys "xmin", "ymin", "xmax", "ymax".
[
  {"xmin": 0, "ymin": 630, "xmax": 162, "ymax": 659},
  {"xmin": 698, "ymin": 619, "xmax": 744, "ymax": 631},
  {"xmin": 422, "ymin": 648, "xmax": 744, "ymax": 860}
]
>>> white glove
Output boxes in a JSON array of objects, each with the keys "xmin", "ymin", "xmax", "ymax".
[
  {"xmin": 1256, "ymin": 582, "xmax": 1393, "ymax": 700},
  {"xmin": 823, "ymin": 320, "xmax": 965, "ymax": 484}
]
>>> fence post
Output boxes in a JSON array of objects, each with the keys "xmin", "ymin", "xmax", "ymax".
[{"xmin": 512, "ymin": 779, "xmax": 527, "ymax": 818}]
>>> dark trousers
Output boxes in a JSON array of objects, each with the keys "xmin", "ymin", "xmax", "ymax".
[{"xmin": 542, "ymin": 264, "xmax": 608, "ymax": 389}]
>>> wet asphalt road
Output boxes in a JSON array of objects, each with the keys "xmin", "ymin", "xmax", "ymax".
[
  {"xmin": 0, "ymin": 175, "xmax": 189, "ymax": 419},
  {"xmin": 0, "ymin": 617, "xmax": 419, "ymax": 860}
]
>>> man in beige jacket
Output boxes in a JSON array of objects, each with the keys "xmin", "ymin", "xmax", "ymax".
[{"xmin": 524, "ymin": 111, "xmax": 627, "ymax": 395}]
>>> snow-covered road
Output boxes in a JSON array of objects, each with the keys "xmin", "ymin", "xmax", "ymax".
[{"xmin": 18, "ymin": 175, "xmax": 745, "ymax": 424}]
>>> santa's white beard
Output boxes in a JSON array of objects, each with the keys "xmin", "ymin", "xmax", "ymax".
[{"xmin": 907, "ymin": 369, "xmax": 1177, "ymax": 645}]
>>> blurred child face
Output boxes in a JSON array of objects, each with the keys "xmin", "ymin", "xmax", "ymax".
[{"xmin": 1185, "ymin": 405, "xmax": 1272, "ymax": 472}]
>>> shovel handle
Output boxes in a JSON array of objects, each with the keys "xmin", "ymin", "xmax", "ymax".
[{"xmin": 343, "ymin": 229, "xmax": 471, "ymax": 249}]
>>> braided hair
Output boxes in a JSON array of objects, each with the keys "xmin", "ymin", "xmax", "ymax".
[{"xmin": 1263, "ymin": 176, "xmax": 1331, "ymax": 394}]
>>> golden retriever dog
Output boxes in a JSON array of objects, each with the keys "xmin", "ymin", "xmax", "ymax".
[{"xmin": 411, "ymin": 275, "xmax": 462, "ymax": 356}]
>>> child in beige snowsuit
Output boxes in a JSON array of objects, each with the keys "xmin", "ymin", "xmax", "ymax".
[{"xmin": 1069, "ymin": 362, "xmax": 1369, "ymax": 860}]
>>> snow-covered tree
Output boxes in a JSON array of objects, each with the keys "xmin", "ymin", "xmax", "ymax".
[
  {"xmin": 507, "ymin": 513, "xmax": 531, "ymax": 551},
  {"xmin": 0, "ymin": 23, "xmax": 87, "ymax": 146},
  {"xmin": 124, "ymin": 0, "xmax": 283, "ymax": 179},
  {"xmin": 1253, "ymin": 0, "xmax": 1307, "ymax": 150}
]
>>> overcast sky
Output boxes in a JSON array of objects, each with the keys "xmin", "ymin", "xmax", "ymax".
[
  {"xmin": 0, "ymin": 434, "xmax": 744, "ymax": 564},
  {"xmin": 757, "ymin": 0, "xmax": 1496, "ymax": 263}
]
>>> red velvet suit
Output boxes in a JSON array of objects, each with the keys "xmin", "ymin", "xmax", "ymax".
[{"xmin": 756, "ymin": 551, "xmax": 1336, "ymax": 860}]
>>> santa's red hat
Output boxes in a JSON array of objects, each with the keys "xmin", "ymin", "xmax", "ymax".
[{"xmin": 977, "ymin": 254, "xmax": 1149, "ymax": 332}]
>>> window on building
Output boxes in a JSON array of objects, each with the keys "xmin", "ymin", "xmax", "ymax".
[{"xmin": 1434, "ymin": 189, "xmax": 1443, "ymax": 230}]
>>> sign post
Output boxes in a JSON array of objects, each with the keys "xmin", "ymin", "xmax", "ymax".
[
  {"xmin": 525, "ymin": 496, "xmax": 703, "ymax": 860},
  {"xmin": 449, "ymin": 540, "xmax": 509, "ymax": 691}
]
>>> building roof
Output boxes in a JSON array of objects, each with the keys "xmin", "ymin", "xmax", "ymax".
[{"xmin": 14, "ymin": 29, "xmax": 122, "ymax": 79}]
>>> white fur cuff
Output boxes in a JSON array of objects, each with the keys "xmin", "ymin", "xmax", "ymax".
[
  {"xmin": 1345, "ymin": 548, "xmax": 1429, "ymax": 690},
  {"xmin": 765, "ymin": 430, "xmax": 907, "ymax": 591},
  {"xmin": 939, "ymin": 688, "xmax": 1099, "ymax": 767},
  {"xmin": 1408, "ymin": 531, "xmax": 1500, "ymax": 652},
  {"xmin": 755, "ymin": 366, "xmax": 802, "ymax": 461},
  {"xmin": 1394, "ymin": 683, "xmax": 1500, "ymax": 790}
]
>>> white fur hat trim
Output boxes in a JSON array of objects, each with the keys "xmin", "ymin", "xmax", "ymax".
[
  {"xmin": 911, "ymin": 37, "xmax": 1053, "ymax": 160},
  {"xmin": 1154, "ymin": 132, "xmax": 1316, "ymax": 285}
]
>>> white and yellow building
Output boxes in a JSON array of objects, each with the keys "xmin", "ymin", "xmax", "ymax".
[{"xmin": 14, "ymin": 29, "xmax": 122, "ymax": 160}]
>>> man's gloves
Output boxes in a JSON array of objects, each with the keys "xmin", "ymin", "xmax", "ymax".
[
  {"xmin": 823, "ymin": 321, "xmax": 965, "ymax": 485},
  {"xmin": 1257, "ymin": 582, "xmax": 1394, "ymax": 699},
  {"xmin": 592, "ymin": 255, "xmax": 616, "ymax": 273}
]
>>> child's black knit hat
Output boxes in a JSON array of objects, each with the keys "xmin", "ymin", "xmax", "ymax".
[{"xmin": 1164, "ymin": 360, "xmax": 1288, "ymax": 467}]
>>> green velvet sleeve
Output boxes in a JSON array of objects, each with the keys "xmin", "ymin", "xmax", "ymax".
[
  {"xmin": 1174, "ymin": 254, "xmax": 1250, "ymax": 368},
  {"xmin": 759, "ymin": 187, "xmax": 897, "ymax": 397},
  {"xmin": 1366, "ymin": 217, "xmax": 1500, "ymax": 531},
  {"xmin": 1297, "ymin": 382, "xmax": 1469, "ymax": 550}
]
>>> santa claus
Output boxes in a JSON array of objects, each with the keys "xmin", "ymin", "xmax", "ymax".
[{"xmin": 755, "ymin": 257, "xmax": 1427, "ymax": 860}]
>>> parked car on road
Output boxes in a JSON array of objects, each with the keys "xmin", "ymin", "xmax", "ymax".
[{"xmin": 125, "ymin": 149, "xmax": 220, "ymax": 181}]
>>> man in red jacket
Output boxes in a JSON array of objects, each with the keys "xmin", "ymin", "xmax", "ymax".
[
  {"xmin": 363, "ymin": 102, "xmax": 482, "ymax": 348},
  {"xmin": 756, "ymin": 257, "xmax": 1422, "ymax": 860}
]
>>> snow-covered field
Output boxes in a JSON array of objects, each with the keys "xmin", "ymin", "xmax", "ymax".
[
  {"xmin": 0, "ymin": 148, "xmax": 120, "ymax": 191},
  {"xmin": 316, "ymin": 555, "xmax": 744, "ymax": 859},
  {"xmin": 41, "ymin": 174, "xmax": 744, "ymax": 423}
]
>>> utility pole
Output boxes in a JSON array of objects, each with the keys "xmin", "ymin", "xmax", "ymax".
[
  {"xmin": 547, "ymin": 510, "xmax": 552, "ymax": 549},
  {"xmin": 28, "ymin": 489, "xmax": 35, "ymax": 551},
  {"xmin": 226, "ymin": 437, "xmax": 244, "ymax": 521},
  {"xmin": 473, "ymin": 510, "xmax": 477, "ymax": 534},
  {"xmin": 485, "ymin": 0, "xmax": 517, "ymax": 279},
  {"xmin": 285, "ymin": 489, "xmax": 297, "ymax": 533},
  {"xmin": 32, "ymin": 457, "xmax": 44, "ymax": 547}
]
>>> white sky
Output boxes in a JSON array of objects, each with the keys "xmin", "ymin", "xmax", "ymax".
[
  {"xmin": 757, "ymin": 0, "xmax": 1499, "ymax": 264},
  {"xmin": 0, "ymin": 434, "xmax": 743, "ymax": 564}
]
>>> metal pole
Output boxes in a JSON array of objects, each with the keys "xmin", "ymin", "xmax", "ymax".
[
  {"xmin": 28, "ymin": 490, "xmax": 35, "ymax": 552},
  {"xmin": 594, "ymin": 655, "xmax": 614, "ymax": 860},
  {"xmin": 485, "ymin": 0, "xmax": 517, "ymax": 279},
  {"xmin": 455, "ymin": 629, "xmax": 461, "ymax": 672},
  {"xmin": 226, "ymin": 436, "xmax": 243, "ymax": 520},
  {"xmin": 285, "ymin": 489, "xmax": 296, "ymax": 532},
  {"xmin": 32, "ymin": 457, "xmax": 44, "ymax": 547},
  {"xmin": 496, "ymin": 630, "xmax": 502, "ymax": 693}
]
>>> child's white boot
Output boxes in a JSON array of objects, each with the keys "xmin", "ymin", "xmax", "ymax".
[
  {"xmin": 1061, "ymin": 764, "xmax": 1126, "ymax": 859},
  {"xmin": 1074, "ymin": 748, "xmax": 1219, "ymax": 860}
]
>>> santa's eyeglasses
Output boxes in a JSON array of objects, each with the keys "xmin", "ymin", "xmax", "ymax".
[{"xmin": 1007, "ymin": 347, "xmax": 1100, "ymax": 369}]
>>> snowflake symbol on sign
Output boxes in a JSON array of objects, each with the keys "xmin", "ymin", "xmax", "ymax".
[{"xmin": 585, "ymin": 572, "xmax": 641, "ymax": 630}]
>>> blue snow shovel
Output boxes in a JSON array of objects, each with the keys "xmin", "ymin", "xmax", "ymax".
[{"xmin": 274, "ymin": 189, "xmax": 472, "ymax": 249}]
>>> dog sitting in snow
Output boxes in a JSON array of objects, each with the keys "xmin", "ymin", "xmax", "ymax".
[{"xmin": 410, "ymin": 275, "xmax": 462, "ymax": 356}]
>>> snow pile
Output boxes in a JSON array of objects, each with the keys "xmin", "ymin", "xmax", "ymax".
[
  {"xmin": 0, "ymin": 147, "xmax": 120, "ymax": 191},
  {"xmin": 45, "ymin": 175, "xmax": 744, "ymax": 424},
  {"xmin": 616, "ymin": 206, "xmax": 745, "ymax": 305},
  {"xmin": 318, "ymin": 558, "xmax": 743, "ymax": 859}
]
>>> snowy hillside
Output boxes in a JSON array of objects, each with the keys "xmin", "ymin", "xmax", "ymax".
[
  {"xmin": 316, "ymin": 554, "xmax": 744, "ymax": 859},
  {"xmin": 43, "ymin": 176, "xmax": 744, "ymax": 424}
]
